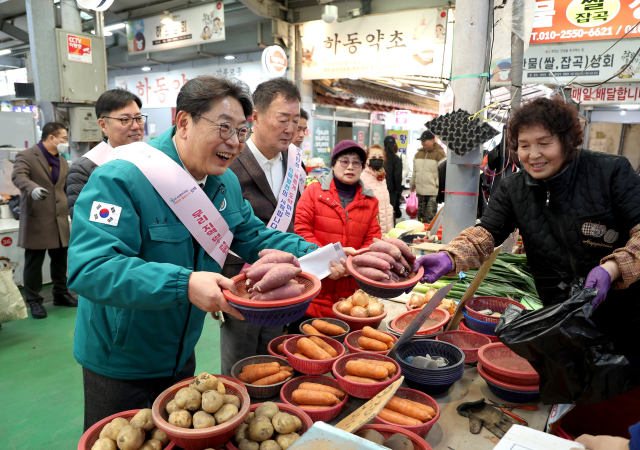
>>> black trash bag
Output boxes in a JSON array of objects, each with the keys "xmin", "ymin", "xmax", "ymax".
[
  {"xmin": 8, "ymin": 195, "xmax": 19, "ymax": 220},
  {"xmin": 495, "ymin": 287, "xmax": 640, "ymax": 405}
]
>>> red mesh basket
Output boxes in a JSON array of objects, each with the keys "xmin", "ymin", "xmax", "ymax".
[
  {"xmin": 478, "ymin": 342, "xmax": 539, "ymax": 386},
  {"xmin": 477, "ymin": 362, "xmax": 540, "ymax": 392},
  {"xmin": 283, "ymin": 335, "xmax": 346, "ymax": 375},
  {"xmin": 151, "ymin": 378, "xmax": 250, "ymax": 450},
  {"xmin": 390, "ymin": 308, "xmax": 450, "ymax": 336},
  {"xmin": 373, "ymin": 388, "xmax": 440, "ymax": 438},
  {"xmin": 356, "ymin": 424, "xmax": 433, "ymax": 450},
  {"xmin": 435, "ymin": 330, "xmax": 492, "ymax": 364},
  {"xmin": 268, "ymin": 334, "xmax": 301, "ymax": 357},
  {"xmin": 78, "ymin": 410, "xmax": 176, "ymax": 450},
  {"xmin": 280, "ymin": 375, "xmax": 349, "ymax": 422},
  {"xmin": 465, "ymin": 296, "xmax": 527, "ymax": 324},
  {"xmin": 224, "ymin": 403, "xmax": 313, "ymax": 450},
  {"xmin": 299, "ymin": 317, "xmax": 350, "ymax": 343},
  {"xmin": 332, "ymin": 353, "xmax": 402, "ymax": 399},
  {"xmin": 344, "ymin": 330, "xmax": 397, "ymax": 355},
  {"xmin": 459, "ymin": 319, "xmax": 500, "ymax": 343},
  {"xmin": 230, "ymin": 355, "xmax": 295, "ymax": 399},
  {"xmin": 331, "ymin": 302, "xmax": 387, "ymax": 331}
]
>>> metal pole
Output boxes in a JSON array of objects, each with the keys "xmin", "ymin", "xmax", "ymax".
[
  {"xmin": 95, "ymin": 11, "xmax": 109, "ymax": 88},
  {"xmin": 442, "ymin": 0, "xmax": 491, "ymax": 243},
  {"xmin": 510, "ymin": 0, "xmax": 524, "ymax": 110}
]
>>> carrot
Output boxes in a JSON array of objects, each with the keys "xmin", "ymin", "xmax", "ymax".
[
  {"xmin": 358, "ymin": 336, "xmax": 388, "ymax": 351},
  {"xmin": 277, "ymin": 343, "xmax": 285, "ymax": 355},
  {"xmin": 345, "ymin": 360, "xmax": 388, "ymax": 379},
  {"xmin": 399, "ymin": 398, "xmax": 436, "ymax": 417},
  {"xmin": 377, "ymin": 408, "xmax": 423, "ymax": 426},
  {"xmin": 252, "ymin": 371, "xmax": 291, "ymax": 386},
  {"xmin": 301, "ymin": 324, "xmax": 327, "ymax": 337},
  {"xmin": 386, "ymin": 397, "xmax": 431, "ymax": 422},
  {"xmin": 298, "ymin": 382, "xmax": 345, "ymax": 399},
  {"xmin": 294, "ymin": 353, "xmax": 310, "ymax": 360},
  {"xmin": 387, "ymin": 341, "xmax": 394, "ymax": 349},
  {"xmin": 309, "ymin": 336, "xmax": 338, "ymax": 358},
  {"xmin": 353, "ymin": 254, "xmax": 391, "ymax": 271},
  {"xmin": 297, "ymin": 405, "xmax": 332, "ymax": 410},
  {"xmin": 291, "ymin": 389, "xmax": 339, "ymax": 406},
  {"xmin": 238, "ymin": 365, "xmax": 280, "ymax": 383},
  {"xmin": 242, "ymin": 362, "xmax": 280, "ymax": 373},
  {"xmin": 370, "ymin": 239, "xmax": 402, "ymax": 259},
  {"xmin": 279, "ymin": 366, "xmax": 294, "ymax": 372},
  {"xmin": 297, "ymin": 337, "xmax": 332, "ymax": 360},
  {"xmin": 312, "ymin": 320, "xmax": 346, "ymax": 336},
  {"xmin": 362, "ymin": 326, "xmax": 394, "ymax": 345},
  {"xmin": 356, "ymin": 359, "xmax": 397, "ymax": 376},
  {"xmin": 344, "ymin": 375, "xmax": 379, "ymax": 384}
]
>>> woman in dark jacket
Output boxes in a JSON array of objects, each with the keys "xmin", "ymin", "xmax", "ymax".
[
  {"xmin": 414, "ymin": 97, "xmax": 640, "ymax": 437},
  {"xmin": 383, "ymin": 136, "xmax": 403, "ymax": 218}
]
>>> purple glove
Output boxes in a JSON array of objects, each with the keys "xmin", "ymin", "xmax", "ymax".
[
  {"xmin": 584, "ymin": 266, "xmax": 611, "ymax": 310},
  {"xmin": 413, "ymin": 253, "xmax": 453, "ymax": 284}
]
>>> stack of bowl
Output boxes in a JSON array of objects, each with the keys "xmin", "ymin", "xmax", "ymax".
[
  {"xmin": 385, "ymin": 321, "xmax": 442, "ymax": 340},
  {"xmin": 395, "ymin": 341, "xmax": 465, "ymax": 395},
  {"xmin": 435, "ymin": 330, "xmax": 491, "ymax": 364},
  {"xmin": 389, "ymin": 308, "xmax": 451, "ymax": 341},
  {"xmin": 477, "ymin": 342, "xmax": 540, "ymax": 403},
  {"xmin": 458, "ymin": 319, "xmax": 499, "ymax": 343},
  {"xmin": 461, "ymin": 297, "xmax": 526, "ymax": 342}
]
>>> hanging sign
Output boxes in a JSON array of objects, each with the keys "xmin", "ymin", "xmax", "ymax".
[
  {"xmin": 67, "ymin": 34, "xmax": 92, "ymax": 64},
  {"xmin": 394, "ymin": 110, "xmax": 410, "ymax": 125},
  {"xmin": 126, "ymin": 2, "xmax": 225, "ymax": 54},
  {"xmin": 439, "ymin": 85, "xmax": 454, "ymax": 115},
  {"xmin": 571, "ymin": 83, "xmax": 640, "ymax": 104},
  {"xmin": 388, "ymin": 130, "xmax": 409, "ymax": 150},
  {"xmin": 262, "ymin": 45, "xmax": 288, "ymax": 78}
]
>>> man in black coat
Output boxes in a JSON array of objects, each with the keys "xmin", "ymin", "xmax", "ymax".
[{"xmin": 383, "ymin": 136, "xmax": 403, "ymax": 219}]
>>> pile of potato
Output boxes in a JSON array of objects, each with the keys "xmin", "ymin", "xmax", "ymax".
[
  {"xmin": 292, "ymin": 337, "xmax": 339, "ymax": 360},
  {"xmin": 233, "ymin": 402, "xmax": 301, "ymax": 450},
  {"xmin": 290, "ymin": 382, "xmax": 346, "ymax": 410},
  {"xmin": 301, "ymin": 319, "xmax": 346, "ymax": 337},
  {"xmin": 243, "ymin": 250, "xmax": 305, "ymax": 300},
  {"xmin": 335, "ymin": 290, "xmax": 385, "ymax": 318},
  {"xmin": 343, "ymin": 358, "xmax": 397, "ymax": 384},
  {"xmin": 408, "ymin": 289, "xmax": 456, "ymax": 316},
  {"xmin": 356, "ymin": 429, "xmax": 415, "ymax": 450},
  {"xmin": 377, "ymin": 395, "xmax": 437, "ymax": 427},
  {"xmin": 91, "ymin": 409, "xmax": 168, "ymax": 450},
  {"xmin": 165, "ymin": 372, "xmax": 240, "ymax": 430},
  {"xmin": 237, "ymin": 361, "xmax": 293, "ymax": 386},
  {"xmin": 351, "ymin": 238, "xmax": 416, "ymax": 283},
  {"xmin": 356, "ymin": 326, "xmax": 395, "ymax": 352}
]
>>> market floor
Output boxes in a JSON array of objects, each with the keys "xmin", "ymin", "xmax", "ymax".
[{"xmin": 0, "ymin": 298, "xmax": 222, "ymax": 450}]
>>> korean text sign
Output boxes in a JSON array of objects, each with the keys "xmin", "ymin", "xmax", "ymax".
[
  {"xmin": 531, "ymin": 0, "xmax": 640, "ymax": 44},
  {"xmin": 67, "ymin": 34, "xmax": 92, "ymax": 64},
  {"xmin": 300, "ymin": 8, "xmax": 448, "ymax": 80},
  {"xmin": 571, "ymin": 83, "xmax": 640, "ymax": 103}
]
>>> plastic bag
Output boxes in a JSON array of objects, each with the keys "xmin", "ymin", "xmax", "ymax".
[
  {"xmin": 0, "ymin": 269, "xmax": 27, "ymax": 324},
  {"xmin": 495, "ymin": 287, "xmax": 640, "ymax": 405},
  {"xmin": 406, "ymin": 192, "xmax": 418, "ymax": 218}
]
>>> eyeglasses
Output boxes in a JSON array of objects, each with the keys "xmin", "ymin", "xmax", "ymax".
[
  {"xmin": 338, "ymin": 158, "xmax": 363, "ymax": 168},
  {"xmin": 194, "ymin": 115, "xmax": 252, "ymax": 143},
  {"xmin": 102, "ymin": 115, "xmax": 147, "ymax": 127}
]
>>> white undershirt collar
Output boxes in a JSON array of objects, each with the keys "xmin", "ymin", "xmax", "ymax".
[{"xmin": 172, "ymin": 135, "xmax": 207, "ymax": 187}]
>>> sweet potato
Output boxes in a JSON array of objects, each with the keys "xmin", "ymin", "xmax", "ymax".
[
  {"xmin": 291, "ymin": 389, "xmax": 339, "ymax": 406},
  {"xmin": 383, "ymin": 270, "xmax": 400, "ymax": 282},
  {"xmin": 352, "ymin": 254, "xmax": 391, "ymax": 271},
  {"xmin": 370, "ymin": 238, "xmax": 402, "ymax": 259},
  {"xmin": 250, "ymin": 281, "xmax": 304, "ymax": 301},
  {"xmin": 297, "ymin": 337, "xmax": 332, "ymax": 360},
  {"xmin": 356, "ymin": 359, "xmax": 397, "ymax": 376},
  {"xmin": 397, "ymin": 254, "xmax": 411, "ymax": 272},
  {"xmin": 344, "ymin": 375, "xmax": 379, "ymax": 384},
  {"xmin": 298, "ymin": 382, "xmax": 345, "ymax": 399},
  {"xmin": 386, "ymin": 397, "xmax": 432, "ymax": 422},
  {"xmin": 352, "ymin": 265, "xmax": 389, "ymax": 281},
  {"xmin": 311, "ymin": 320, "xmax": 346, "ymax": 336},
  {"xmin": 345, "ymin": 360, "xmax": 388, "ymax": 379},
  {"xmin": 301, "ymin": 324, "xmax": 327, "ymax": 337},
  {"xmin": 255, "ymin": 252, "xmax": 300, "ymax": 267},
  {"xmin": 391, "ymin": 260, "xmax": 409, "ymax": 277},
  {"xmin": 246, "ymin": 263, "xmax": 280, "ymax": 282},
  {"xmin": 365, "ymin": 251, "xmax": 396, "ymax": 266},
  {"xmin": 382, "ymin": 237, "xmax": 416, "ymax": 262},
  {"xmin": 258, "ymin": 249, "xmax": 286, "ymax": 258},
  {"xmin": 358, "ymin": 336, "xmax": 388, "ymax": 351},
  {"xmin": 254, "ymin": 265, "xmax": 302, "ymax": 292},
  {"xmin": 377, "ymin": 408, "xmax": 423, "ymax": 426},
  {"xmin": 362, "ymin": 326, "xmax": 394, "ymax": 345},
  {"xmin": 309, "ymin": 336, "xmax": 338, "ymax": 358}
]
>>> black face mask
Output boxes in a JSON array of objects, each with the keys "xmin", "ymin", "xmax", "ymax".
[{"xmin": 369, "ymin": 158, "xmax": 384, "ymax": 170}]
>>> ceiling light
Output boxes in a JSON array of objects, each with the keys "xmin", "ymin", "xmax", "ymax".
[
  {"xmin": 321, "ymin": 5, "xmax": 339, "ymax": 23},
  {"xmin": 413, "ymin": 88, "xmax": 427, "ymax": 95},
  {"xmin": 349, "ymin": 76, "xmax": 358, "ymax": 80},
  {"xmin": 105, "ymin": 23, "xmax": 126, "ymax": 32},
  {"xmin": 355, "ymin": 98, "xmax": 365, "ymax": 105},
  {"xmin": 620, "ymin": 104, "xmax": 640, "ymax": 109},
  {"xmin": 620, "ymin": 110, "xmax": 627, "ymax": 116},
  {"xmin": 141, "ymin": 66, "xmax": 151, "ymax": 72},
  {"xmin": 161, "ymin": 12, "xmax": 174, "ymax": 25},
  {"xmin": 0, "ymin": 49, "xmax": 11, "ymax": 56},
  {"xmin": 224, "ymin": 55, "xmax": 236, "ymax": 60}
]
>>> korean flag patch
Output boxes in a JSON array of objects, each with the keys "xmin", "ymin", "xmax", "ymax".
[{"xmin": 89, "ymin": 201, "xmax": 122, "ymax": 227}]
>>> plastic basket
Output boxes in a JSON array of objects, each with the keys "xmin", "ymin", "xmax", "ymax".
[
  {"xmin": 331, "ymin": 302, "xmax": 388, "ymax": 332},
  {"xmin": 462, "ymin": 310, "xmax": 498, "ymax": 335},
  {"xmin": 478, "ymin": 362, "xmax": 540, "ymax": 403},
  {"xmin": 344, "ymin": 330, "xmax": 397, "ymax": 355},
  {"xmin": 151, "ymin": 378, "xmax": 250, "ymax": 450},
  {"xmin": 373, "ymin": 388, "xmax": 440, "ymax": 438},
  {"xmin": 390, "ymin": 308, "xmax": 450, "ymax": 336},
  {"xmin": 280, "ymin": 375, "xmax": 349, "ymax": 422},
  {"xmin": 356, "ymin": 424, "xmax": 433, "ymax": 450},
  {"xmin": 458, "ymin": 319, "xmax": 500, "ymax": 343},
  {"xmin": 332, "ymin": 353, "xmax": 402, "ymax": 399},
  {"xmin": 283, "ymin": 335, "xmax": 346, "ymax": 375},
  {"xmin": 477, "ymin": 342, "xmax": 539, "ymax": 386},
  {"xmin": 78, "ymin": 410, "xmax": 176, "ymax": 450},
  {"xmin": 435, "ymin": 330, "xmax": 491, "ymax": 364},
  {"xmin": 299, "ymin": 318, "xmax": 350, "ymax": 343},
  {"xmin": 267, "ymin": 334, "xmax": 300, "ymax": 358},
  {"xmin": 465, "ymin": 296, "xmax": 527, "ymax": 324},
  {"xmin": 477, "ymin": 362, "xmax": 539, "ymax": 391},
  {"xmin": 405, "ymin": 378, "xmax": 458, "ymax": 395},
  {"xmin": 395, "ymin": 340, "xmax": 465, "ymax": 390},
  {"xmin": 230, "ymin": 355, "xmax": 295, "ymax": 399},
  {"xmin": 346, "ymin": 248, "xmax": 424, "ymax": 299},
  {"xmin": 223, "ymin": 272, "xmax": 321, "ymax": 327}
]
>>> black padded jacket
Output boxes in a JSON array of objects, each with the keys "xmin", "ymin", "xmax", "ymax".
[{"xmin": 66, "ymin": 156, "xmax": 98, "ymax": 219}]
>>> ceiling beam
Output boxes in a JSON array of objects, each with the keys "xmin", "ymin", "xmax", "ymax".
[{"xmin": 0, "ymin": 20, "xmax": 29, "ymax": 44}]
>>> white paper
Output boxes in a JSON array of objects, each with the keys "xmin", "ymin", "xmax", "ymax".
[
  {"xmin": 494, "ymin": 425, "xmax": 584, "ymax": 450},
  {"xmin": 299, "ymin": 242, "xmax": 347, "ymax": 280}
]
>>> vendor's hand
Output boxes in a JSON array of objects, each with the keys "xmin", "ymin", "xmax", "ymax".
[
  {"xmin": 584, "ymin": 264, "xmax": 615, "ymax": 310},
  {"xmin": 31, "ymin": 187, "xmax": 49, "ymax": 201},
  {"xmin": 328, "ymin": 258, "xmax": 349, "ymax": 280},
  {"xmin": 572, "ymin": 434, "xmax": 629, "ymax": 450},
  {"xmin": 187, "ymin": 272, "xmax": 244, "ymax": 320},
  {"xmin": 413, "ymin": 252, "xmax": 453, "ymax": 284}
]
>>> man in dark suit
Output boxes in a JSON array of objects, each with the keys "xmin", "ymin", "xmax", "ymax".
[{"xmin": 220, "ymin": 78, "xmax": 304, "ymax": 375}]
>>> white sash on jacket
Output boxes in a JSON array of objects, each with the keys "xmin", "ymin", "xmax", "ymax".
[{"xmin": 267, "ymin": 143, "xmax": 305, "ymax": 232}]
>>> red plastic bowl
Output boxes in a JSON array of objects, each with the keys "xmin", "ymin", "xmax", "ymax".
[
  {"xmin": 225, "ymin": 403, "xmax": 313, "ymax": 450},
  {"xmin": 280, "ymin": 375, "xmax": 349, "ymax": 422},
  {"xmin": 152, "ymin": 378, "xmax": 250, "ymax": 450},
  {"xmin": 344, "ymin": 330, "xmax": 397, "ymax": 355},
  {"xmin": 478, "ymin": 342, "xmax": 539, "ymax": 386},
  {"xmin": 284, "ymin": 335, "xmax": 346, "ymax": 375},
  {"xmin": 222, "ymin": 272, "xmax": 321, "ymax": 308},
  {"xmin": 465, "ymin": 296, "xmax": 527, "ymax": 324},
  {"xmin": 435, "ymin": 330, "xmax": 492, "ymax": 364},
  {"xmin": 78, "ymin": 409, "xmax": 176, "ymax": 450},
  {"xmin": 332, "ymin": 353, "xmax": 402, "ymax": 399},
  {"xmin": 268, "ymin": 334, "xmax": 301, "ymax": 357},
  {"xmin": 477, "ymin": 362, "xmax": 540, "ymax": 392},
  {"xmin": 390, "ymin": 308, "xmax": 450, "ymax": 336},
  {"xmin": 356, "ymin": 424, "xmax": 433, "ymax": 450},
  {"xmin": 459, "ymin": 319, "xmax": 500, "ymax": 343},
  {"xmin": 331, "ymin": 302, "xmax": 388, "ymax": 332},
  {"xmin": 373, "ymin": 388, "xmax": 440, "ymax": 438}
]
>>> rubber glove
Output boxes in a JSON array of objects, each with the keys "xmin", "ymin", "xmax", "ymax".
[
  {"xmin": 31, "ymin": 187, "xmax": 49, "ymax": 201},
  {"xmin": 413, "ymin": 252, "xmax": 453, "ymax": 284},
  {"xmin": 584, "ymin": 266, "xmax": 611, "ymax": 310},
  {"xmin": 457, "ymin": 399, "xmax": 519, "ymax": 439}
]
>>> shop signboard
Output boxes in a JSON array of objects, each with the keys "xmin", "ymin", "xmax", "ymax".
[
  {"xmin": 388, "ymin": 130, "xmax": 409, "ymax": 153},
  {"xmin": 300, "ymin": 8, "xmax": 448, "ymax": 80},
  {"xmin": 67, "ymin": 34, "xmax": 92, "ymax": 64},
  {"xmin": 126, "ymin": 2, "xmax": 225, "ymax": 54},
  {"xmin": 395, "ymin": 110, "xmax": 410, "ymax": 125},
  {"xmin": 489, "ymin": 37, "xmax": 640, "ymax": 85},
  {"xmin": 571, "ymin": 82, "xmax": 640, "ymax": 103},
  {"xmin": 115, "ymin": 62, "xmax": 266, "ymax": 108},
  {"xmin": 531, "ymin": 0, "xmax": 640, "ymax": 44},
  {"xmin": 439, "ymin": 85, "xmax": 454, "ymax": 115},
  {"xmin": 313, "ymin": 119, "xmax": 334, "ymax": 168},
  {"xmin": 371, "ymin": 125, "xmax": 384, "ymax": 146}
]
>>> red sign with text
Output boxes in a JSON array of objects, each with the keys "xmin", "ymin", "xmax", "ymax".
[
  {"xmin": 1, "ymin": 237, "xmax": 12, "ymax": 247},
  {"xmin": 67, "ymin": 34, "xmax": 92, "ymax": 64}
]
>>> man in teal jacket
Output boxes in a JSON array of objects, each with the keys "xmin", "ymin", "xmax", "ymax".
[{"xmin": 69, "ymin": 76, "xmax": 317, "ymax": 431}]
